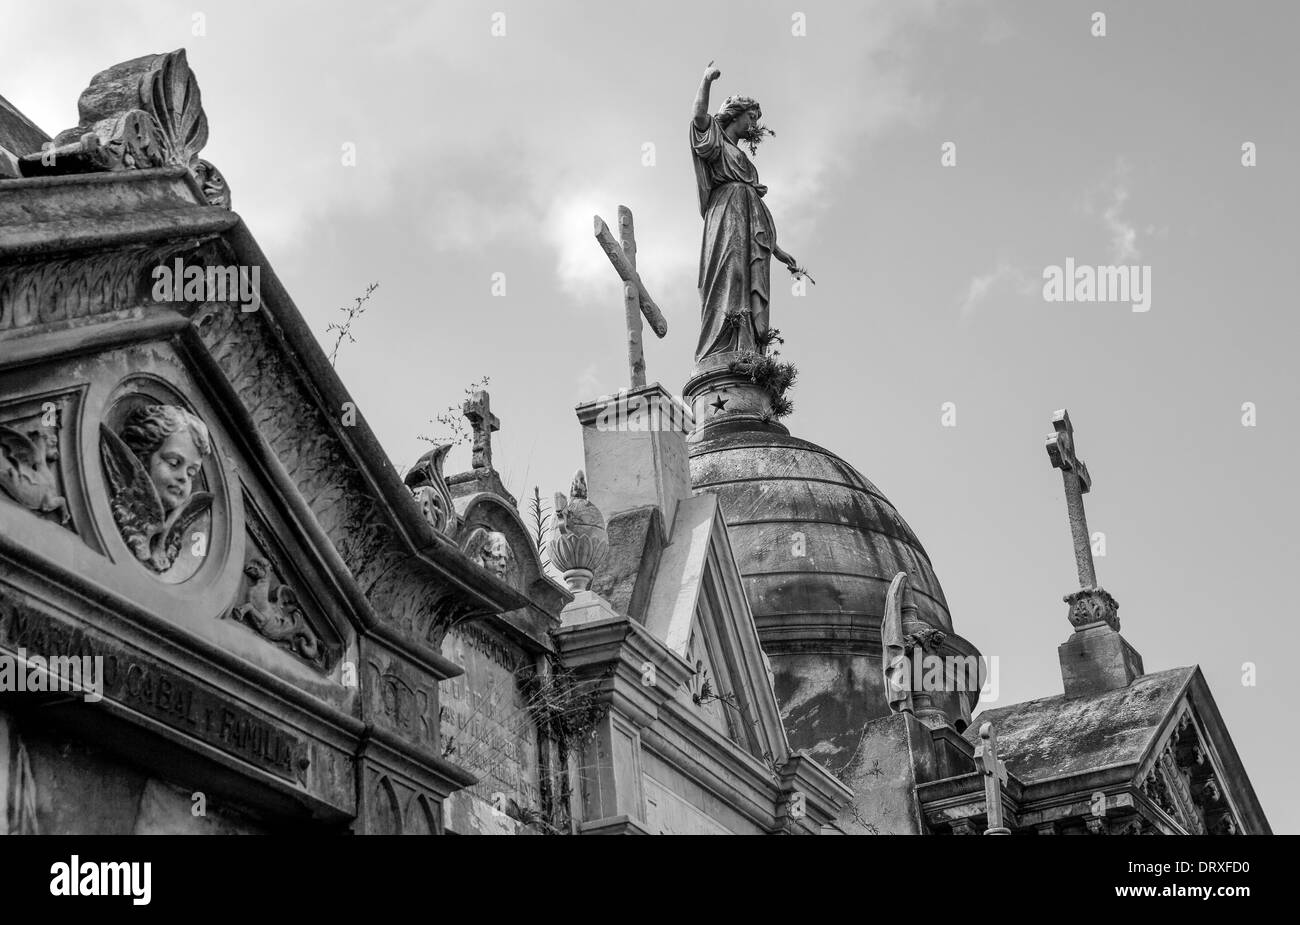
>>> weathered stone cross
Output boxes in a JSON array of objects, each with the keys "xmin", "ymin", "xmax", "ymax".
[
  {"xmin": 463, "ymin": 389, "xmax": 499, "ymax": 472},
  {"xmin": 594, "ymin": 205, "xmax": 668, "ymax": 389},
  {"xmin": 1045, "ymin": 409, "xmax": 1096, "ymax": 590},
  {"xmin": 976, "ymin": 721, "xmax": 1011, "ymax": 835},
  {"xmin": 1045, "ymin": 409, "xmax": 1121, "ymax": 632}
]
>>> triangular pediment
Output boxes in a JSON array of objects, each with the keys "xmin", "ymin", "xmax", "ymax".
[
  {"xmin": 642, "ymin": 493, "xmax": 789, "ymax": 765},
  {"xmin": 1127, "ymin": 669, "xmax": 1270, "ymax": 835},
  {"xmin": 965, "ymin": 665, "xmax": 1270, "ymax": 834},
  {"xmin": 2, "ymin": 342, "xmax": 358, "ymax": 688}
]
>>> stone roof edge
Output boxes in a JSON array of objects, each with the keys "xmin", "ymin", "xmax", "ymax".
[
  {"xmin": 217, "ymin": 217, "xmax": 532, "ymax": 624},
  {"xmin": 966, "ymin": 664, "xmax": 1194, "ymax": 732},
  {"xmin": 0, "ymin": 171, "xmax": 530, "ymax": 673},
  {"xmin": 0, "ymin": 90, "xmax": 52, "ymax": 156},
  {"xmin": 1177, "ymin": 666, "xmax": 1271, "ymax": 833}
]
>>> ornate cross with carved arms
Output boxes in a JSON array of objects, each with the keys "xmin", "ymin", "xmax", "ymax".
[
  {"xmin": 463, "ymin": 389, "xmax": 499, "ymax": 471},
  {"xmin": 976, "ymin": 721, "xmax": 1011, "ymax": 835},
  {"xmin": 594, "ymin": 205, "xmax": 668, "ymax": 388},
  {"xmin": 1045, "ymin": 409, "xmax": 1120, "ymax": 631}
]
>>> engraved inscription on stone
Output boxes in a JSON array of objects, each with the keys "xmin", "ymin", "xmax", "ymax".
[{"xmin": 440, "ymin": 624, "xmax": 540, "ymax": 812}]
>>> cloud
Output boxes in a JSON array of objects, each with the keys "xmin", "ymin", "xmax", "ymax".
[
  {"xmin": 958, "ymin": 261, "xmax": 1037, "ymax": 318},
  {"xmin": 1088, "ymin": 158, "xmax": 1141, "ymax": 263}
]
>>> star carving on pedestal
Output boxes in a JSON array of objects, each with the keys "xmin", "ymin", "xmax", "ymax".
[{"xmin": 710, "ymin": 393, "xmax": 730, "ymax": 414}]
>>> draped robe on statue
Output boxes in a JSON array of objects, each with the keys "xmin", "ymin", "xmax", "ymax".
[{"xmin": 690, "ymin": 117, "xmax": 777, "ymax": 363}]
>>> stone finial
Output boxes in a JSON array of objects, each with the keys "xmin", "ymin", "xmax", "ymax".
[
  {"xmin": 548, "ymin": 469, "xmax": 609, "ymax": 592},
  {"xmin": 18, "ymin": 49, "xmax": 230, "ymax": 207}
]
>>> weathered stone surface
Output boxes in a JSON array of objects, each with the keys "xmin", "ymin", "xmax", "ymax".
[
  {"xmin": 576, "ymin": 382, "xmax": 694, "ymax": 529},
  {"xmin": 965, "ymin": 667, "xmax": 1192, "ymax": 782},
  {"xmin": 837, "ymin": 712, "xmax": 932, "ymax": 834},
  {"xmin": 1059, "ymin": 623, "xmax": 1143, "ymax": 698},
  {"xmin": 439, "ymin": 622, "xmax": 541, "ymax": 832},
  {"xmin": 690, "ymin": 429, "xmax": 951, "ymax": 630},
  {"xmin": 0, "ymin": 92, "xmax": 50, "ymax": 158},
  {"xmin": 588, "ymin": 505, "xmax": 664, "ymax": 622}
]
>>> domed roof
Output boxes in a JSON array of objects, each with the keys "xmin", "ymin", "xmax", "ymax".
[{"xmin": 689, "ymin": 425, "xmax": 952, "ymax": 648}]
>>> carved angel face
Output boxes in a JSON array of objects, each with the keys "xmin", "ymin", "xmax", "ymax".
[
  {"xmin": 483, "ymin": 533, "xmax": 513, "ymax": 579},
  {"xmin": 149, "ymin": 430, "xmax": 203, "ymax": 514}
]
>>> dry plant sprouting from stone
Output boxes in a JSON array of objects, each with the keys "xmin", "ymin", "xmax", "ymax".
[
  {"xmin": 690, "ymin": 661, "xmax": 738, "ymax": 710},
  {"xmin": 730, "ymin": 348, "xmax": 798, "ymax": 420},
  {"xmin": 419, "ymin": 375, "xmax": 491, "ymax": 446},
  {"xmin": 528, "ymin": 486, "xmax": 551, "ymax": 568},
  {"xmin": 519, "ymin": 664, "xmax": 609, "ymax": 756},
  {"xmin": 326, "ymin": 281, "xmax": 379, "ymax": 366}
]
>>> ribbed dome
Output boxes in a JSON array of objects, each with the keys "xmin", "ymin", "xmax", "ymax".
[
  {"xmin": 689, "ymin": 427, "xmax": 951, "ymax": 642},
  {"xmin": 689, "ymin": 423, "xmax": 969, "ymax": 769}
]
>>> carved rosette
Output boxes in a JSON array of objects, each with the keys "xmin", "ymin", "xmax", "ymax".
[
  {"xmin": 903, "ymin": 626, "xmax": 947, "ymax": 652},
  {"xmin": 1064, "ymin": 587, "xmax": 1120, "ymax": 632},
  {"xmin": 548, "ymin": 470, "xmax": 609, "ymax": 592}
]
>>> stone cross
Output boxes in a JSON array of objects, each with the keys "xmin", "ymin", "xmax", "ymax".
[
  {"xmin": 1045, "ymin": 409, "xmax": 1096, "ymax": 590},
  {"xmin": 976, "ymin": 721, "xmax": 1011, "ymax": 835},
  {"xmin": 463, "ymin": 389, "xmax": 499, "ymax": 472},
  {"xmin": 594, "ymin": 205, "xmax": 668, "ymax": 389}
]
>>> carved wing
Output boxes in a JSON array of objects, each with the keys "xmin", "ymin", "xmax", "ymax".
[
  {"xmin": 0, "ymin": 424, "xmax": 41, "ymax": 506},
  {"xmin": 161, "ymin": 491, "xmax": 213, "ymax": 565},
  {"xmin": 142, "ymin": 49, "xmax": 209, "ymax": 168},
  {"xmin": 99, "ymin": 423, "xmax": 165, "ymax": 558},
  {"xmin": 0, "ymin": 424, "xmax": 38, "ymax": 468}
]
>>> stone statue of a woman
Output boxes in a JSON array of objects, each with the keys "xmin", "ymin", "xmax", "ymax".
[{"xmin": 690, "ymin": 62, "xmax": 810, "ymax": 365}]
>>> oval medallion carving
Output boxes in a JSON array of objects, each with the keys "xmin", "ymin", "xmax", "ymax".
[{"xmin": 99, "ymin": 382, "xmax": 223, "ymax": 583}]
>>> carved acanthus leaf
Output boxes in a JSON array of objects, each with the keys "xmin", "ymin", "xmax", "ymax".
[
  {"xmin": 1064, "ymin": 587, "xmax": 1120, "ymax": 632},
  {"xmin": 404, "ymin": 444, "xmax": 460, "ymax": 538},
  {"xmin": 18, "ymin": 49, "xmax": 229, "ymax": 207}
]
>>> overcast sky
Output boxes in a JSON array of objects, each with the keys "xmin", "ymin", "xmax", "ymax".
[{"xmin": 5, "ymin": 0, "xmax": 1296, "ymax": 832}]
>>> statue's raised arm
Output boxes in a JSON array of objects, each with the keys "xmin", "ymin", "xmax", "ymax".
[{"xmin": 692, "ymin": 62, "xmax": 721, "ymax": 130}]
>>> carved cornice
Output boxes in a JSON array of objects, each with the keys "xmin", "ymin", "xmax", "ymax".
[
  {"xmin": 0, "ymin": 239, "xmax": 213, "ymax": 333},
  {"xmin": 191, "ymin": 293, "xmax": 517, "ymax": 657},
  {"xmin": 1137, "ymin": 708, "xmax": 1242, "ymax": 836}
]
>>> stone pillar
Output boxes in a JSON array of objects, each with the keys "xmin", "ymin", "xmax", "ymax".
[
  {"xmin": 1057, "ymin": 587, "xmax": 1144, "ymax": 698},
  {"xmin": 575, "ymin": 382, "xmax": 694, "ymax": 528}
]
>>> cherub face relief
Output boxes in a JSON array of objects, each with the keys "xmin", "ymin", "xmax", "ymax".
[{"xmin": 148, "ymin": 429, "xmax": 203, "ymax": 514}]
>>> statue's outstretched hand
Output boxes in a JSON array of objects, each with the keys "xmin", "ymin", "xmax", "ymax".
[
  {"xmin": 788, "ymin": 262, "xmax": 816, "ymax": 285},
  {"xmin": 704, "ymin": 61, "xmax": 721, "ymax": 82}
]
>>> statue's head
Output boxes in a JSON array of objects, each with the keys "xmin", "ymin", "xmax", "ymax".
[
  {"xmin": 717, "ymin": 95, "xmax": 773, "ymax": 155},
  {"xmin": 119, "ymin": 403, "xmax": 212, "ymax": 513}
]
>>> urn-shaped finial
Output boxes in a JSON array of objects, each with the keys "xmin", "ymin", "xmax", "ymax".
[{"xmin": 549, "ymin": 469, "xmax": 609, "ymax": 591}]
